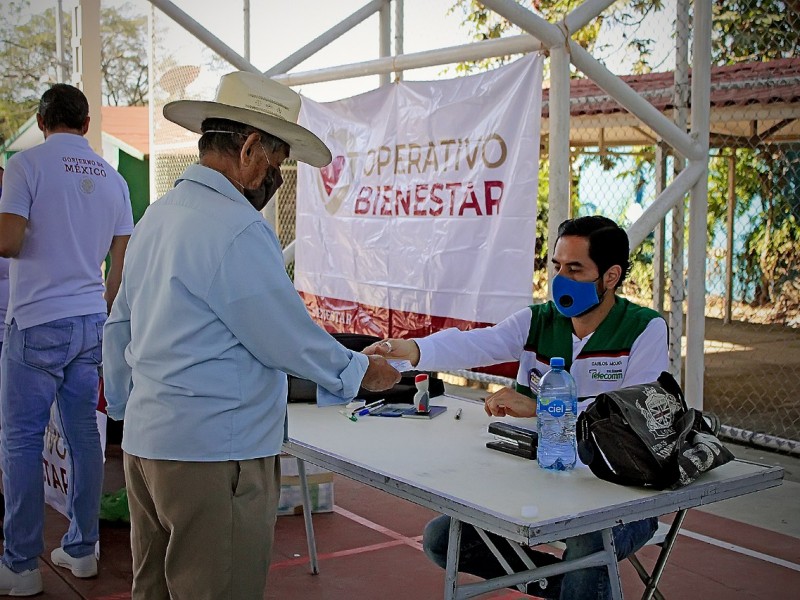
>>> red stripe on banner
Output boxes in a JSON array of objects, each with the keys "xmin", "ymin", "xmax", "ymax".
[{"xmin": 298, "ymin": 291, "xmax": 519, "ymax": 378}]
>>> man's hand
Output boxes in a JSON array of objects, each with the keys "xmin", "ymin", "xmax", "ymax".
[
  {"xmin": 362, "ymin": 338, "xmax": 420, "ymax": 367},
  {"xmin": 360, "ymin": 354, "xmax": 402, "ymax": 392},
  {"xmin": 484, "ymin": 387, "xmax": 536, "ymax": 418}
]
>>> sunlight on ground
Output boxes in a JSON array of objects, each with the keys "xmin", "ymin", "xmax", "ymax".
[{"xmin": 681, "ymin": 337, "xmax": 753, "ymax": 356}]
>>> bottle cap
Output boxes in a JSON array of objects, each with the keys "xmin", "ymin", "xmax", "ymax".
[
  {"xmin": 550, "ymin": 357, "xmax": 565, "ymax": 368},
  {"xmin": 414, "ymin": 373, "xmax": 429, "ymax": 394}
]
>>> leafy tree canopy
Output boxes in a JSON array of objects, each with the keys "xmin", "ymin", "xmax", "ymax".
[
  {"xmin": 452, "ymin": 0, "xmax": 799, "ymax": 311},
  {"xmin": 0, "ymin": 0, "xmax": 147, "ymax": 143},
  {"xmin": 450, "ymin": 1, "xmax": 798, "ymax": 72},
  {"xmin": 448, "ymin": 0, "xmax": 665, "ymax": 75}
]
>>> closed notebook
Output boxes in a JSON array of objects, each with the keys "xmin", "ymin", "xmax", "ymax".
[{"xmin": 401, "ymin": 405, "xmax": 447, "ymax": 419}]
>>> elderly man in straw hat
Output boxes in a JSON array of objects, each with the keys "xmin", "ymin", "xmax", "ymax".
[{"xmin": 102, "ymin": 72, "xmax": 401, "ymax": 600}]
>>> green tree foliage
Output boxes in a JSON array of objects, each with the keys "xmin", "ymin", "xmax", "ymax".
[
  {"xmin": 100, "ymin": 5, "xmax": 148, "ymax": 107},
  {"xmin": 706, "ymin": 1, "xmax": 800, "ymax": 310},
  {"xmin": 449, "ymin": 1, "xmax": 663, "ymax": 299},
  {"xmin": 712, "ymin": 0, "xmax": 800, "ymax": 63},
  {"xmin": 453, "ymin": 1, "xmax": 798, "ymax": 313},
  {"xmin": 709, "ymin": 147, "xmax": 800, "ymax": 309},
  {"xmin": 448, "ymin": 1, "xmax": 664, "ymax": 75},
  {"xmin": 0, "ymin": 1, "xmax": 147, "ymax": 143}
]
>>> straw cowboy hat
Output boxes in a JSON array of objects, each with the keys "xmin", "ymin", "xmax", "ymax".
[{"xmin": 163, "ymin": 71, "xmax": 332, "ymax": 168}]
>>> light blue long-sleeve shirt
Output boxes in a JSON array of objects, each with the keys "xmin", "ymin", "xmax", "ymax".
[{"xmin": 103, "ymin": 164, "xmax": 367, "ymax": 461}]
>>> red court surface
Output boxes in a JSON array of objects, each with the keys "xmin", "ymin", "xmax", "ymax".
[{"xmin": 16, "ymin": 442, "xmax": 800, "ymax": 599}]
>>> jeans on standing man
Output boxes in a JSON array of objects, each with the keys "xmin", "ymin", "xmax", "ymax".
[{"xmin": 1, "ymin": 315, "xmax": 106, "ymax": 571}]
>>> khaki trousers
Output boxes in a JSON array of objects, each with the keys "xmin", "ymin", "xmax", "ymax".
[{"xmin": 123, "ymin": 452, "xmax": 281, "ymax": 600}]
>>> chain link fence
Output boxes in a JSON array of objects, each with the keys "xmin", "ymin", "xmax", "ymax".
[
  {"xmin": 558, "ymin": 4, "xmax": 800, "ymax": 451},
  {"xmin": 149, "ymin": 2, "xmax": 799, "ymax": 452}
]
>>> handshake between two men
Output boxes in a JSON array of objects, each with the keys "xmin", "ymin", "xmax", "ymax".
[
  {"xmin": 359, "ymin": 337, "xmax": 421, "ymax": 392},
  {"xmin": 362, "ymin": 337, "xmax": 537, "ymax": 419}
]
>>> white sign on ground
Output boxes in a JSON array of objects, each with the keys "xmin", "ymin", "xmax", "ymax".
[{"xmin": 43, "ymin": 398, "xmax": 107, "ymax": 519}]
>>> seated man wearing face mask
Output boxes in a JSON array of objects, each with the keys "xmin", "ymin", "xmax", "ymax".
[{"xmin": 364, "ymin": 215, "xmax": 667, "ymax": 600}]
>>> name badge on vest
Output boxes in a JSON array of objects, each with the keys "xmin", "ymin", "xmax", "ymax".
[{"xmin": 528, "ymin": 368, "xmax": 543, "ymax": 396}]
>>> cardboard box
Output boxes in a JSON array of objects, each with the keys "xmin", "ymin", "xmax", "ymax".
[{"xmin": 278, "ymin": 454, "xmax": 334, "ymax": 516}]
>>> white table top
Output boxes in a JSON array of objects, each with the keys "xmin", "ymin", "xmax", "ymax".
[{"xmin": 284, "ymin": 394, "xmax": 784, "ymax": 545}]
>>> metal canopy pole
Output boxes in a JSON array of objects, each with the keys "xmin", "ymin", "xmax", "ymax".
[
  {"xmin": 567, "ymin": 43, "xmax": 701, "ymax": 161},
  {"xmin": 670, "ymin": 0, "xmax": 690, "ymax": 381},
  {"xmin": 379, "ymin": 0, "xmax": 391, "ymax": 86},
  {"xmin": 265, "ymin": 0, "xmax": 387, "ymax": 76},
  {"xmin": 147, "ymin": 0, "xmax": 260, "ymax": 73},
  {"xmin": 685, "ymin": 0, "xmax": 712, "ymax": 410},
  {"xmin": 548, "ymin": 45, "xmax": 571, "ymax": 288},
  {"xmin": 55, "ymin": 0, "xmax": 67, "ymax": 82},
  {"xmin": 272, "ymin": 35, "xmax": 544, "ymax": 86},
  {"xmin": 725, "ymin": 152, "xmax": 736, "ymax": 324},
  {"xmin": 626, "ymin": 161, "xmax": 705, "ymax": 249},
  {"xmin": 243, "ymin": 0, "xmax": 250, "ymax": 62},
  {"xmin": 652, "ymin": 143, "xmax": 667, "ymax": 314},
  {"xmin": 546, "ymin": 2, "xmax": 619, "ymax": 288},
  {"xmin": 394, "ymin": 0, "xmax": 404, "ymax": 81},
  {"xmin": 480, "ymin": 0, "xmax": 702, "ymax": 161},
  {"xmin": 74, "ymin": 0, "xmax": 102, "ymax": 153},
  {"xmin": 148, "ymin": 0, "xmax": 542, "ymax": 87},
  {"xmin": 563, "ymin": 0, "xmax": 617, "ymax": 33}
]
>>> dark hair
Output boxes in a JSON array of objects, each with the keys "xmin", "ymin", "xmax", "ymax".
[
  {"xmin": 557, "ymin": 215, "xmax": 630, "ymax": 288},
  {"xmin": 38, "ymin": 84, "xmax": 89, "ymax": 131},
  {"xmin": 198, "ymin": 118, "xmax": 290, "ymax": 158}
]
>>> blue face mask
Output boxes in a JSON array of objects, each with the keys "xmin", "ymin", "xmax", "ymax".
[{"xmin": 552, "ymin": 274, "xmax": 603, "ymax": 318}]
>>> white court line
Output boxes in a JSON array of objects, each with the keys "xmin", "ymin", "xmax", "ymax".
[
  {"xmin": 677, "ymin": 528, "xmax": 800, "ymax": 572},
  {"xmin": 333, "ymin": 505, "xmax": 424, "ymax": 551},
  {"xmin": 333, "ymin": 506, "xmax": 800, "ymax": 573}
]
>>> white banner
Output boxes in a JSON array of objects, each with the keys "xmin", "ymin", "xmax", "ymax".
[{"xmin": 295, "ymin": 54, "xmax": 543, "ymax": 338}]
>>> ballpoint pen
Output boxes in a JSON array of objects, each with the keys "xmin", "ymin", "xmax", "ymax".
[{"xmin": 352, "ymin": 399, "xmax": 385, "ymax": 417}]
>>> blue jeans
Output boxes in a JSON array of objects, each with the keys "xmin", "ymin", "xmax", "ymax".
[
  {"xmin": 1, "ymin": 316, "xmax": 105, "ymax": 572},
  {"xmin": 423, "ymin": 514, "xmax": 657, "ymax": 600}
]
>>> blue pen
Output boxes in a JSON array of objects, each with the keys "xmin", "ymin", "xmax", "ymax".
[{"xmin": 353, "ymin": 399, "xmax": 385, "ymax": 417}]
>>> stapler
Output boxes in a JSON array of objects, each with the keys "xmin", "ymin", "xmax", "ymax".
[{"xmin": 486, "ymin": 422, "xmax": 538, "ymax": 459}]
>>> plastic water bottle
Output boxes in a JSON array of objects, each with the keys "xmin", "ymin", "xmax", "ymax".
[{"xmin": 537, "ymin": 357, "xmax": 578, "ymax": 471}]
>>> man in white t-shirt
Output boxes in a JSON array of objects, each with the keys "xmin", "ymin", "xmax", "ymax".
[{"xmin": 0, "ymin": 84, "xmax": 133, "ymax": 596}]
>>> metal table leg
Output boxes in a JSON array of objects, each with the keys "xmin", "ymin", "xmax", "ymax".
[
  {"xmin": 602, "ymin": 527, "xmax": 623, "ymax": 600},
  {"xmin": 296, "ymin": 458, "xmax": 319, "ymax": 575},
  {"xmin": 444, "ymin": 517, "xmax": 463, "ymax": 600},
  {"xmin": 641, "ymin": 509, "xmax": 688, "ymax": 600},
  {"xmin": 473, "ymin": 527, "xmax": 528, "ymax": 593}
]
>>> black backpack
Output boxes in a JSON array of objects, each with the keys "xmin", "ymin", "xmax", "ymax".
[
  {"xmin": 576, "ymin": 372, "xmax": 733, "ymax": 490},
  {"xmin": 286, "ymin": 333, "xmax": 444, "ymax": 403}
]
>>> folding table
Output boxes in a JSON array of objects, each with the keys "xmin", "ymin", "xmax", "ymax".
[{"xmin": 283, "ymin": 395, "xmax": 783, "ymax": 600}]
